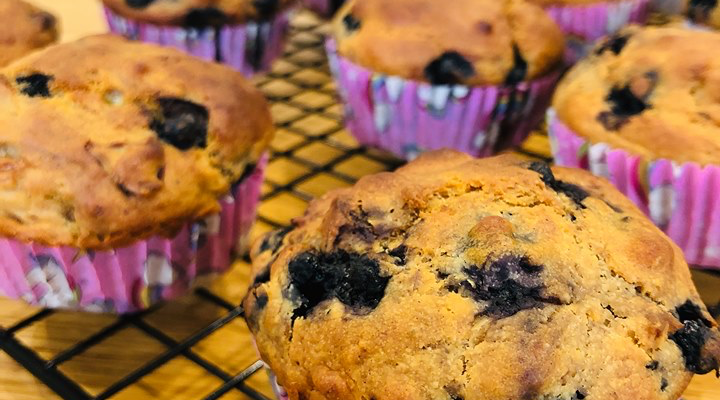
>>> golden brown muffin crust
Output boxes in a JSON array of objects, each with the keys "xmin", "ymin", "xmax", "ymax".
[
  {"xmin": 553, "ymin": 25, "xmax": 720, "ymax": 165},
  {"xmin": 0, "ymin": 34, "xmax": 273, "ymax": 249},
  {"xmin": 332, "ymin": 0, "xmax": 565, "ymax": 86},
  {"xmin": 245, "ymin": 150, "xmax": 720, "ymax": 400},
  {"xmin": 101, "ymin": 0, "xmax": 296, "ymax": 25},
  {"xmin": 0, "ymin": 0, "xmax": 58, "ymax": 67}
]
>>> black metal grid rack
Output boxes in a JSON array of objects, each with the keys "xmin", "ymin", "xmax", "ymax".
[{"xmin": 0, "ymin": 10, "xmax": 718, "ymax": 400}]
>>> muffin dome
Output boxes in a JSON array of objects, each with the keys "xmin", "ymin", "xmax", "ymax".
[
  {"xmin": 331, "ymin": 0, "xmax": 565, "ymax": 85},
  {"xmin": 0, "ymin": 34, "xmax": 273, "ymax": 249},
  {"xmin": 553, "ymin": 25, "xmax": 720, "ymax": 165},
  {"xmin": 245, "ymin": 150, "xmax": 720, "ymax": 400},
  {"xmin": 0, "ymin": 0, "xmax": 58, "ymax": 67},
  {"xmin": 101, "ymin": 0, "xmax": 295, "ymax": 25}
]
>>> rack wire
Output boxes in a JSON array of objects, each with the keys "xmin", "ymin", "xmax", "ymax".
[{"xmin": 0, "ymin": 10, "xmax": 718, "ymax": 400}]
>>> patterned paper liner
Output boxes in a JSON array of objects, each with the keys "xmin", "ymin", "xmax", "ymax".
[
  {"xmin": 302, "ymin": 0, "xmax": 345, "ymax": 18},
  {"xmin": 104, "ymin": 7, "xmax": 291, "ymax": 76},
  {"xmin": 326, "ymin": 40, "xmax": 560, "ymax": 160},
  {"xmin": 0, "ymin": 155, "xmax": 268, "ymax": 313},
  {"xmin": 548, "ymin": 109, "xmax": 720, "ymax": 269},
  {"xmin": 545, "ymin": 0, "xmax": 650, "ymax": 64}
]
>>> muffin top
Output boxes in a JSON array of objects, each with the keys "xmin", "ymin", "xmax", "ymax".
[
  {"xmin": 0, "ymin": 34, "xmax": 273, "ymax": 249},
  {"xmin": 553, "ymin": 25, "xmax": 720, "ymax": 165},
  {"xmin": 0, "ymin": 0, "xmax": 58, "ymax": 67},
  {"xmin": 331, "ymin": 0, "xmax": 565, "ymax": 86},
  {"xmin": 101, "ymin": 0, "xmax": 295, "ymax": 25},
  {"xmin": 245, "ymin": 150, "xmax": 720, "ymax": 400}
]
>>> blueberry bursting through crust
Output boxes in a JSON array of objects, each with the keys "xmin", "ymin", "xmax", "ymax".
[
  {"xmin": 288, "ymin": 250, "xmax": 390, "ymax": 325},
  {"xmin": 671, "ymin": 300, "xmax": 720, "ymax": 374},
  {"xmin": 149, "ymin": 97, "xmax": 209, "ymax": 151},
  {"xmin": 16, "ymin": 73, "xmax": 53, "ymax": 98},
  {"xmin": 424, "ymin": 51, "xmax": 476, "ymax": 85}
]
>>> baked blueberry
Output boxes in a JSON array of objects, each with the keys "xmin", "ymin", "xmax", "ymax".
[
  {"xmin": 342, "ymin": 14, "xmax": 361, "ymax": 32},
  {"xmin": 288, "ymin": 250, "xmax": 390, "ymax": 321},
  {"xmin": 670, "ymin": 318, "xmax": 719, "ymax": 374},
  {"xmin": 150, "ymin": 97, "xmax": 209, "ymax": 150},
  {"xmin": 388, "ymin": 244, "xmax": 407, "ymax": 265},
  {"xmin": 460, "ymin": 255, "xmax": 561, "ymax": 318},
  {"xmin": 606, "ymin": 85, "xmax": 649, "ymax": 117},
  {"xmin": 528, "ymin": 161, "xmax": 589, "ymax": 208},
  {"xmin": 424, "ymin": 51, "xmax": 476, "ymax": 85},
  {"xmin": 16, "ymin": 73, "xmax": 52, "ymax": 97}
]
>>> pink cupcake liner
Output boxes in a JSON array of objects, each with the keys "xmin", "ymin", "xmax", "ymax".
[
  {"xmin": 103, "ymin": 7, "xmax": 291, "ymax": 76},
  {"xmin": 266, "ymin": 367, "xmax": 289, "ymax": 400},
  {"xmin": 302, "ymin": 0, "xmax": 344, "ymax": 17},
  {"xmin": 251, "ymin": 338, "xmax": 289, "ymax": 400},
  {"xmin": 548, "ymin": 109, "xmax": 720, "ymax": 269},
  {"xmin": 326, "ymin": 40, "xmax": 560, "ymax": 160},
  {"xmin": 0, "ymin": 155, "xmax": 268, "ymax": 313},
  {"xmin": 544, "ymin": 0, "xmax": 650, "ymax": 63}
]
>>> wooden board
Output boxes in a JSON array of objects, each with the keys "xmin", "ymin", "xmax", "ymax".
[{"xmin": 0, "ymin": 1, "xmax": 718, "ymax": 399}]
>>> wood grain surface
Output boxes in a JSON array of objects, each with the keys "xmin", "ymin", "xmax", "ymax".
[{"xmin": 0, "ymin": 1, "xmax": 718, "ymax": 399}]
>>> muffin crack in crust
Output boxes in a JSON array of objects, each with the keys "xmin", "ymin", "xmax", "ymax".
[
  {"xmin": 245, "ymin": 150, "xmax": 720, "ymax": 400},
  {"xmin": 0, "ymin": 35, "xmax": 273, "ymax": 249}
]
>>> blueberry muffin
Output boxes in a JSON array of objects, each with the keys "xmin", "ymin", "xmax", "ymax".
[
  {"xmin": 550, "ymin": 25, "xmax": 720, "ymax": 268},
  {"xmin": 0, "ymin": 0, "xmax": 58, "ymax": 67},
  {"xmin": 245, "ymin": 149, "xmax": 720, "ymax": 400},
  {"xmin": 328, "ymin": 0, "xmax": 564, "ymax": 159},
  {"xmin": 0, "ymin": 34, "xmax": 273, "ymax": 313},
  {"xmin": 102, "ymin": 0, "xmax": 295, "ymax": 75},
  {"xmin": 553, "ymin": 26, "xmax": 720, "ymax": 165}
]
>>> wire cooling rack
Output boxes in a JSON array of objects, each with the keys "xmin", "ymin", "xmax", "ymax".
[{"xmin": 0, "ymin": 10, "xmax": 718, "ymax": 400}]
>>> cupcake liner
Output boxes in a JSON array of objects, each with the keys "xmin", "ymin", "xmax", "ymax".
[
  {"xmin": 103, "ymin": 7, "xmax": 291, "ymax": 76},
  {"xmin": 266, "ymin": 367, "xmax": 289, "ymax": 400},
  {"xmin": 326, "ymin": 40, "xmax": 560, "ymax": 160},
  {"xmin": 544, "ymin": 0, "xmax": 650, "ymax": 63},
  {"xmin": 548, "ymin": 109, "xmax": 720, "ymax": 269},
  {"xmin": 0, "ymin": 155, "xmax": 268, "ymax": 313}
]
